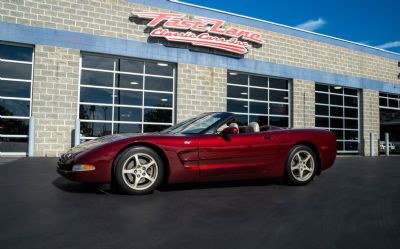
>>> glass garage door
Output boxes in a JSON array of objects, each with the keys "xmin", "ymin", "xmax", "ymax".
[
  {"xmin": 79, "ymin": 53, "xmax": 176, "ymax": 141},
  {"xmin": 379, "ymin": 93, "xmax": 400, "ymax": 154},
  {"xmin": 0, "ymin": 44, "xmax": 33, "ymax": 156},
  {"xmin": 227, "ymin": 71, "xmax": 291, "ymax": 127},
  {"xmin": 315, "ymin": 83, "xmax": 360, "ymax": 153}
]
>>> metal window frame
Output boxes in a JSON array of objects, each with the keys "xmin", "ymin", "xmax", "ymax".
[
  {"xmin": 0, "ymin": 42, "xmax": 34, "ymax": 156},
  {"xmin": 227, "ymin": 71, "xmax": 291, "ymax": 128},
  {"xmin": 77, "ymin": 52, "xmax": 176, "ymax": 141},
  {"xmin": 315, "ymin": 83, "xmax": 360, "ymax": 153}
]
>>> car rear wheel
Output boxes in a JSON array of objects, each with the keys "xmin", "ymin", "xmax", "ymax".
[
  {"xmin": 113, "ymin": 146, "xmax": 164, "ymax": 195},
  {"xmin": 285, "ymin": 145, "xmax": 316, "ymax": 185}
]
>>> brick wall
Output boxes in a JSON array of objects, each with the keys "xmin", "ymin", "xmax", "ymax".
[
  {"xmin": 32, "ymin": 45, "xmax": 79, "ymax": 156},
  {"xmin": 176, "ymin": 64, "xmax": 226, "ymax": 122},
  {"xmin": 292, "ymin": 79, "xmax": 315, "ymax": 128},
  {"xmin": 1, "ymin": 0, "xmax": 399, "ymax": 85},
  {"xmin": 361, "ymin": 90, "xmax": 380, "ymax": 156}
]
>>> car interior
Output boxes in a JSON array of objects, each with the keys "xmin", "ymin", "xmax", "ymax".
[{"xmin": 217, "ymin": 121, "xmax": 274, "ymax": 134}]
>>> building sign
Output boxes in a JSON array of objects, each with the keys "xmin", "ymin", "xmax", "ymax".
[{"xmin": 130, "ymin": 12, "xmax": 264, "ymax": 55}]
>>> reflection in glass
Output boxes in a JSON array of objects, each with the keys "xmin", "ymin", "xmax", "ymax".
[
  {"xmin": 144, "ymin": 124, "xmax": 170, "ymax": 133},
  {"xmin": 144, "ymin": 92, "xmax": 172, "ymax": 107},
  {"xmin": 80, "ymin": 87, "xmax": 113, "ymax": 104},
  {"xmin": 81, "ymin": 70, "xmax": 113, "ymax": 87},
  {"xmin": 115, "ymin": 74, "xmax": 143, "ymax": 89},
  {"xmin": 145, "ymin": 77, "xmax": 173, "ymax": 92},
  {"xmin": 249, "ymin": 75, "xmax": 268, "ymax": 88},
  {"xmin": 227, "ymin": 99, "xmax": 248, "ymax": 113},
  {"xmin": 144, "ymin": 109, "xmax": 172, "ymax": 123},
  {"xmin": 227, "ymin": 72, "xmax": 247, "ymax": 85},
  {"xmin": 145, "ymin": 62, "xmax": 174, "ymax": 77},
  {"xmin": 80, "ymin": 122, "xmax": 112, "ymax": 137},
  {"xmin": 114, "ymin": 107, "xmax": 141, "ymax": 122},
  {"xmin": 269, "ymin": 116, "xmax": 288, "ymax": 127},
  {"xmin": 269, "ymin": 78, "xmax": 288, "ymax": 89},
  {"xmin": 0, "ymin": 61, "xmax": 32, "ymax": 80},
  {"xmin": 0, "ymin": 119, "xmax": 29, "ymax": 135},
  {"xmin": 79, "ymin": 105, "xmax": 112, "ymax": 121},
  {"xmin": 270, "ymin": 103, "xmax": 288, "ymax": 115},
  {"xmin": 250, "ymin": 88, "xmax": 267, "ymax": 101},
  {"xmin": 0, "ymin": 44, "xmax": 32, "ymax": 61},
  {"xmin": 0, "ymin": 80, "xmax": 31, "ymax": 98},
  {"xmin": 118, "ymin": 59, "xmax": 144, "ymax": 74},
  {"xmin": 82, "ymin": 54, "xmax": 114, "ymax": 70},
  {"xmin": 250, "ymin": 102, "xmax": 268, "ymax": 114},
  {"xmin": 113, "ymin": 123, "xmax": 141, "ymax": 134},
  {"xmin": 114, "ymin": 90, "xmax": 142, "ymax": 106},
  {"xmin": 0, "ymin": 99, "xmax": 30, "ymax": 116}
]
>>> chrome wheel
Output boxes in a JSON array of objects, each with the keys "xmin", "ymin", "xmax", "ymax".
[
  {"xmin": 122, "ymin": 153, "xmax": 158, "ymax": 191},
  {"xmin": 290, "ymin": 150, "xmax": 315, "ymax": 182}
]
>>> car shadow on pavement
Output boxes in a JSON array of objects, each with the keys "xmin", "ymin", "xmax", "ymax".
[{"xmin": 53, "ymin": 176, "xmax": 286, "ymax": 195}]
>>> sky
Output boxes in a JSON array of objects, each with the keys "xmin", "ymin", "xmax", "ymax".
[{"xmin": 182, "ymin": 0, "xmax": 400, "ymax": 54}]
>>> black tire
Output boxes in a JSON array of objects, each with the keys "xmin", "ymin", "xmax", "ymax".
[
  {"xmin": 113, "ymin": 146, "xmax": 164, "ymax": 195},
  {"xmin": 285, "ymin": 145, "xmax": 317, "ymax": 185}
]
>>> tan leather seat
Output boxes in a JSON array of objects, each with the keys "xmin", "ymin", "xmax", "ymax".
[
  {"xmin": 229, "ymin": 123, "xmax": 239, "ymax": 133},
  {"xmin": 247, "ymin": 122, "xmax": 260, "ymax": 133}
]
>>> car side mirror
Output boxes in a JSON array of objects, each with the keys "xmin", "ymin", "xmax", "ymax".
[{"xmin": 220, "ymin": 126, "xmax": 238, "ymax": 136}]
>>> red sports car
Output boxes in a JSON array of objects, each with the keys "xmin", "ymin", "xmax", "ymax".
[{"xmin": 57, "ymin": 112, "xmax": 337, "ymax": 194}]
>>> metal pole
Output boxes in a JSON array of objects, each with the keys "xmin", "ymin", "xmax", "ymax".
[
  {"xmin": 385, "ymin": 132, "xmax": 390, "ymax": 156},
  {"xmin": 370, "ymin": 132, "xmax": 374, "ymax": 157},
  {"xmin": 74, "ymin": 118, "xmax": 80, "ymax": 147},
  {"xmin": 28, "ymin": 116, "xmax": 35, "ymax": 157}
]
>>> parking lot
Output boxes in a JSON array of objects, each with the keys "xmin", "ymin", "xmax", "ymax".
[{"xmin": 0, "ymin": 156, "xmax": 399, "ymax": 249}]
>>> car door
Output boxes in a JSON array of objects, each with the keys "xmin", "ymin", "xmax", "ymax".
[{"xmin": 197, "ymin": 130, "xmax": 284, "ymax": 177}]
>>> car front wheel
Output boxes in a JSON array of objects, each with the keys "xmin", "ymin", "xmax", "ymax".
[
  {"xmin": 113, "ymin": 146, "xmax": 164, "ymax": 195},
  {"xmin": 285, "ymin": 145, "xmax": 317, "ymax": 185}
]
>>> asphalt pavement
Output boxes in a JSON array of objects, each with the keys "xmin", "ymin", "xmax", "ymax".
[{"xmin": 0, "ymin": 156, "xmax": 399, "ymax": 249}]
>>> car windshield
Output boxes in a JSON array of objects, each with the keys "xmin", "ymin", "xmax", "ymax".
[{"xmin": 161, "ymin": 113, "xmax": 229, "ymax": 134}]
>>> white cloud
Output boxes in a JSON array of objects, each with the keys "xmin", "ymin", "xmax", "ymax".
[
  {"xmin": 296, "ymin": 18, "xmax": 326, "ymax": 31},
  {"xmin": 376, "ymin": 41, "xmax": 400, "ymax": 49}
]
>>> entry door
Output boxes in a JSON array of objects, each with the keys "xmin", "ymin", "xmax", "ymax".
[{"xmin": 198, "ymin": 131, "xmax": 283, "ymax": 177}]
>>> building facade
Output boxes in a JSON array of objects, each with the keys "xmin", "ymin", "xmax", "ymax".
[{"xmin": 0, "ymin": 0, "xmax": 399, "ymax": 157}]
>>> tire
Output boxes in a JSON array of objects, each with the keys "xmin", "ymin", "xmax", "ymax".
[
  {"xmin": 285, "ymin": 145, "xmax": 317, "ymax": 185},
  {"xmin": 113, "ymin": 146, "xmax": 164, "ymax": 195}
]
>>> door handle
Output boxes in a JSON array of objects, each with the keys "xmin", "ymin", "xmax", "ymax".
[{"xmin": 264, "ymin": 136, "xmax": 273, "ymax": 140}]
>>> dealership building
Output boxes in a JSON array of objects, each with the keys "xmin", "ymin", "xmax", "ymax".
[{"xmin": 0, "ymin": 0, "xmax": 399, "ymax": 157}]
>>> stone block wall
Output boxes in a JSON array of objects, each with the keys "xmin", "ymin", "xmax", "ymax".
[
  {"xmin": 32, "ymin": 45, "xmax": 79, "ymax": 156},
  {"xmin": 361, "ymin": 90, "xmax": 380, "ymax": 156},
  {"xmin": 292, "ymin": 79, "xmax": 315, "ymax": 128}
]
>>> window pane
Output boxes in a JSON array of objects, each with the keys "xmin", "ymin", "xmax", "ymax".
[
  {"xmin": 145, "ymin": 62, "xmax": 174, "ymax": 77},
  {"xmin": 113, "ymin": 123, "xmax": 141, "ymax": 134},
  {"xmin": 389, "ymin": 99, "xmax": 398, "ymax": 108},
  {"xmin": 0, "ymin": 99, "xmax": 30, "ymax": 116},
  {"xmin": 143, "ymin": 124, "xmax": 170, "ymax": 133},
  {"xmin": 230, "ymin": 115, "xmax": 248, "ymax": 126},
  {"xmin": 345, "ymin": 96, "xmax": 358, "ymax": 107},
  {"xmin": 227, "ymin": 85, "xmax": 248, "ymax": 99},
  {"xmin": 0, "ymin": 118, "xmax": 29, "ymax": 135},
  {"xmin": 81, "ymin": 70, "xmax": 113, "ymax": 87},
  {"xmin": 80, "ymin": 122, "xmax": 112, "ymax": 137},
  {"xmin": 0, "ymin": 137, "xmax": 28, "ymax": 153},
  {"xmin": 0, "ymin": 44, "xmax": 32, "ymax": 62},
  {"xmin": 270, "ymin": 103, "xmax": 288, "ymax": 115},
  {"xmin": 145, "ymin": 76, "xmax": 173, "ymax": 92},
  {"xmin": 249, "ymin": 115, "xmax": 268, "ymax": 126},
  {"xmin": 330, "ymin": 86, "xmax": 343, "ymax": 94},
  {"xmin": 143, "ymin": 109, "xmax": 172, "ymax": 123},
  {"xmin": 118, "ymin": 59, "xmax": 143, "ymax": 73},
  {"xmin": 114, "ymin": 107, "xmax": 142, "ymax": 122},
  {"xmin": 315, "ymin": 84, "xmax": 328, "ymax": 92},
  {"xmin": 330, "ymin": 106, "xmax": 343, "ymax": 117},
  {"xmin": 269, "ymin": 78, "xmax": 288, "ymax": 89},
  {"xmin": 330, "ymin": 94, "xmax": 343, "ymax": 106},
  {"xmin": 345, "ymin": 130, "xmax": 358, "ymax": 140},
  {"xmin": 0, "ymin": 80, "xmax": 30, "ymax": 98},
  {"xmin": 315, "ymin": 105, "xmax": 329, "ymax": 116},
  {"xmin": 114, "ymin": 90, "xmax": 142, "ymax": 106},
  {"xmin": 344, "ymin": 88, "xmax": 358, "ymax": 96},
  {"xmin": 79, "ymin": 105, "xmax": 112, "ymax": 121},
  {"xmin": 316, "ymin": 117, "xmax": 329, "ymax": 127},
  {"xmin": 227, "ymin": 99, "xmax": 248, "ymax": 113},
  {"xmin": 331, "ymin": 129, "xmax": 343, "ymax": 140},
  {"xmin": 80, "ymin": 87, "xmax": 113, "ymax": 104},
  {"xmin": 316, "ymin": 92, "xmax": 328, "ymax": 104},
  {"xmin": 144, "ymin": 92, "xmax": 172, "ymax": 108},
  {"xmin": 345, "ymin": 108, "xmax": 358, "ymax": 118},
  {"xmin": 249, "ymin": 75, "xmax": 268, "ymax": 88},
  {"xmin": 269, "ymin": 116, "xmax": 288, "ymax": 127},
  {"xmin": 0, "ymin": 61, "xmax": 32, "ymax": 80},
  {"xmin": 345, "ymin": 141, "xmax": 358, "ymax": 151},
  {"xmin": 270, "ymin": 90, "xmax": 288, "ymax": 102},
  {"xmin": 379, "ymin": 98, "xmax": 387, "ymax": 107},
  {"xmin": 331, "ymin": 118, "xmax": 343, "ymax": 128},
  {"xmin": 227, "ymin": 73, "xmax": 247, "ymax": 85},
  {"xmin": 337, "ymin": 141, "xmax": 344, "ymax": 151},
  {"xmin": 249, "ymin": 88, "xmax": 267, "ymax": 101},
  {"xmin": 82, "ymin": 54, "xmax": 114, "ymax": 70},
  {"xmin": 345, "ymin": 119, "xmax": 358, "ymax": 129},
  {"xmin": 250, "ymin": 102, "xmax": 268, "ymax": 114},
  {"xmin": 115, "ymin": 74, "xmax": 143, "ymax": 89}
]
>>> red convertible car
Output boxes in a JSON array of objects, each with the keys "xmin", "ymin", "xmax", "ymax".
[{"xmin": 57, "ymin": 112, "xmax": 337, "ymax": 194}]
